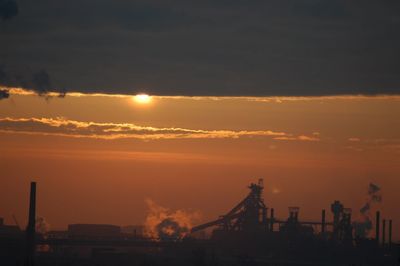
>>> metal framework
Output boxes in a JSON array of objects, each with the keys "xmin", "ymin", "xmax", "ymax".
[{"xmin": 191, "ymin": 179, "xmax": 267, "ymax": 233}]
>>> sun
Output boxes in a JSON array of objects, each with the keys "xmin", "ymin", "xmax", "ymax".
[{"xmin": 134, "ymin": 94, "xmax": 152, "ymax": 104}]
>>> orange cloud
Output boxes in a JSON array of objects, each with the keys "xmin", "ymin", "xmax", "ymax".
[
  {"xmin": 273, "ymin": 135, "xmax": 320, "ymax": 142},
  {"xmin": 0, "ymin": 117, "xmax": 319, "ymax": 141}
]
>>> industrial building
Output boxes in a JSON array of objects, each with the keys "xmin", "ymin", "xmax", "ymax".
[
  {"xmin": 0, "ymin": 218, "xmax": 21, "ymax": 238},
  {"xmin": 0, "ymin": 181, "xmax": 398, "ymax": 266},
  {"xmin": 68, "ymin": 224, "xmax": 121, "ymax": 239}
]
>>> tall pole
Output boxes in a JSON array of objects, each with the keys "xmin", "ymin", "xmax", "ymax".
[
  {"xmin": 382, "ymin": 219, "xmax": 386, "ymax": 247},
  {"xmin": 375, "ymin": 211, "xmax": 380, "ymax": 245},
  {"xmin": 388, "ymin": 220, "xmax": 392, "ymax": 247},
  {"xmin": 321, "ymin": 209, "xmax": 326, "ymax": 234},
  {"xmin": 25, "ymin": 182, "xmax": 36, "ymax": 266}
]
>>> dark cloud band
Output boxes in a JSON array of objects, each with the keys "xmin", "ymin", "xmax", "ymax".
[{"xmin": 1, "ymin": 0, "xmax": 400, "ymax": 96}]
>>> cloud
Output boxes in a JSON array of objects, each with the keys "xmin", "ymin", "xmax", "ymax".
[
  {"xmin": 1, "ymin": 1, "xmax": 400, "ymax": 96},
  {"xmin": 8, "ymin": 88, "xmax": 400, "ymax": 101},
  {"xmin": 0, "ymin": 117, "xmax": 319, "ymax": 141},
  {"xmin": 0, "ymin": 0, "xmax": 18, "ymax": 20},
  {"xmin": 0, "ymin": 67, "xmax": 9, "ymax": 100},
  {"xmin": 30, "ymin": 70, "xmax": 52, "ymax": 96},
  {"xmin": 0, "ymin": 67, "xmax": 65, "ymax": 98},
  {"xmin": 0, "ymin": 89, "xmax": 9, "ymax": 99},
  {"xmin": 273, "ymin": 135, "xmax": 320, "ymax": 142}
]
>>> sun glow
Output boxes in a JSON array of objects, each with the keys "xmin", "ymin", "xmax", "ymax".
[{"xmin": 134, "ymin": 94, "xmax": 152, "ymax": 104}]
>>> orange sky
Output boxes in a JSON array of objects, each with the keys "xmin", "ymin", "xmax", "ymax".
[{"xmin": 0, "ymin": 91, "xmax": 399, "ymax": 239}]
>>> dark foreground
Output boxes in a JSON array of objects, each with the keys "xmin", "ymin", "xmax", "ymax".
[{"xmin": 1, "ymin": 236, "xmax": 399, "ymax": 266}]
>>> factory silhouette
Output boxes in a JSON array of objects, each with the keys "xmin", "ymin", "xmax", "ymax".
[{"xmin": 0, "ymin": 180, "xmax": 398, "ymax": 265}]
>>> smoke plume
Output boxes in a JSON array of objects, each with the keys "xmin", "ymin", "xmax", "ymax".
[
  {"xmin": 353, "ymin": 183, "xmax": 382, "ymax": 238},
  {"xmin": 35, "ymin": 216, "xmax": 50, "ymax": 236},
  {"xmin": 144, "ymin": 199, "xmax": 201, "ymax": 240}
]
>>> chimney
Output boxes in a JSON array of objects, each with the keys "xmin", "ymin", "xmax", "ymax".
[
  {"xmin": 25, "ymin": 182, "xmax": 36, "ymax": 266},
  {"xmin": 388, "ymin": 220, "xmax": 392, "ymax": 247},
  {"xmin": 28, "ymin": 182, "xmax": 36, "ymax": 232},
  {"xmin": 321, "ymin": 209, "xmax": 326, "ymax": 234},
  {"xmin": 382, "ymin": 219, "xmax": 386, "ymax": 246},
  {"xmin": 262, "ymin": 207, "xmax": 267, "ymax": 228},
  {"xmin": 270, "ymin": 208, "xmax": 274, "ymax": 232},
  {"xmin": 375, "ymin": 211, "xmax": 380, "ymax": 244}
]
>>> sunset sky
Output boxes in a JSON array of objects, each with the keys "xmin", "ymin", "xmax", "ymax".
[
  {"xmin": 0, "ymin": 91, "xmax": 399, "ymax": 239},
  {"xmin": 1, "ymin": 0, "xmax": 400, "ymax": 241}
]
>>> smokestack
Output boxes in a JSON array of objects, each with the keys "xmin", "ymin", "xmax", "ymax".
[
  {"xmin": 270, "ymin": 208, "xmax": 274, "ymax": 232},
  {"xmin": 25, "ymin": 182, "xmax": 36, "ymax": 266},
  {"xmin": 382, "ymin": 219, "xmax": 386, "ymax": 246},
  {"xmin": 28, "ymin": 182, "xmax": 36, "ymax": 232},
  {"xmin": 321, "ymin": 209, "xmax": 326, "ymax": 234},
  {"xmin": 375, "ymin": 211, "xmax": 380, "ymax": 244},
  {"xmin": 262, "ymin": 207, "xmax": 267, "ymax": 228},
  {"xmin": 388, "ymin": 220, "xmax": 392, "ymax": 246}
]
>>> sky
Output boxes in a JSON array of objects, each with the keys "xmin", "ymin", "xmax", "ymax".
[
  {"xmin": 0, "ymin": 92, "xmax": 399, "ymax": 240},
  {"xmin": 0, "ymin": 0, "xmax": 400, "ymax": 241},
  {"xmin": 1, "ymin": 0, "xmax": 400, "ymax": 96}
]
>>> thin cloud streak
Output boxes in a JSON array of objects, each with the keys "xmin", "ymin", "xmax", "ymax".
[
  {"xmin": 0, "ymin": 117, "xmax": 318, "ymax": 141},
  {"xmin": 273, "ymin": 136, "xmax": 320, "ymax": 142},
  {"xmin": 5, "ymin": 88, "xmax": 400, "ymax": 102}
]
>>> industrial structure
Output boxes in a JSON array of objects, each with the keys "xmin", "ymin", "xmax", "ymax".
[
  {"xmin": 190, "ymin": 179, "xmax": 395, "ymax": 254},
  {"xmin": 25, "ymin": 182, "xmax": 36, "ymax": 266},
  {"xmin": 0, "ymin": 180, "xmax": 398, "ymax": 266},
  {"xmin": 192, "ymin": 179, "xmax": 267, "ymax": 234}
]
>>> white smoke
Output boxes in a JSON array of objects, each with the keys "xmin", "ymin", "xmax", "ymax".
[
  {"xmin": 144, "ymin": 199, "xmax": 201, "ymax": 241},
  {"xmin": 353, "ymin": 183, "xmax": 382, "ymax": 238},
  {"xmin": 35, "ymin": 216, "xmax": 50, "ymax": 235}
]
